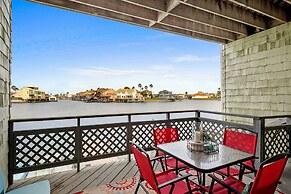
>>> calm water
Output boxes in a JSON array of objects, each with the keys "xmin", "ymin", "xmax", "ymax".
[
  {"xmin": 11, "ymin": 100, "xmax": 222, "ymax": 130},
  {"xmin": 11, "ymin": 100, "xmax": 222, "ymax": 119}
]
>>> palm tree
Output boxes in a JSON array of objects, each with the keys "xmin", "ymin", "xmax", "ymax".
[
  {"xmin": 138, "ymin": 83, "xmax": 142, "ymax": 91},
  {"xmin": 149, "ymin": 84, "xmax": 153, "ymax": 96},
  {"xmin": 11, "ymin": 85, "xmax": 19, "ymax": 91}
]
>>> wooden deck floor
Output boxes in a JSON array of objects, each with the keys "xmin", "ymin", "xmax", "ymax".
[
  {"xmin": 8, "ymin": 154, "xmax": 291, "ymax": 194},
  {"xmin": 8, "ymin": 153, "xmax": 160, "ymax": 194}
]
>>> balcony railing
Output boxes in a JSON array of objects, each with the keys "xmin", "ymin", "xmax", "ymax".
[{"xmin": 8, "ymin": 110, "xmax": 291, "ymax": 184}]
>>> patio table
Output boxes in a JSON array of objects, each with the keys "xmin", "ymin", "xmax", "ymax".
[{"xmin": 157, "ymin": 140, "xmax": 254, "ymax": 186}]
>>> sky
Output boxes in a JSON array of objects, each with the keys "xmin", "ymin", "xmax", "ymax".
[{"xmin": 12, "ymin": 0, "xmax": 221, "ymax": 95}]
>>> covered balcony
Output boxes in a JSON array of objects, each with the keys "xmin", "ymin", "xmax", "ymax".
[{"xmin": 7, "ymin": 110, "xmax": 291, "ymax": 193}]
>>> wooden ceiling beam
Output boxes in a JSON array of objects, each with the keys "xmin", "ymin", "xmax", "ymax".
[
  {"xmin": 153, "ymin": 23, "xmax": 228, "ymax": 44},
  {"xmin": 69, "ymin": 0, "xmax": 158, "ymax": 22},
  {"xmin": 229, "ymin": 0, "xmax": 287, "ymax": 22},
  {"xmin": 69, "ymin": 0, "xmax": 240, "ymax": 41},
  {"xmin": 149, "ymin": 0, "xmax": 180, "ymax": 27},
  {"xmin": 160, "ymin": 15, "xmax": 237, "ymax": 41},
  {"xmin": 27, "ymin": 0, "xmax": 150, "ymax": 27},
  {"xmin": 183, "ymin": 0, "xmax": 267, "ymax": 30},
  {"xmin": 121, "ymin": 0, "xmax": 167, "ymax": 12},
  {"xmin": 121, "ymin": 0, "xmax": 248, "ymax": 35},
  {"xmin": 171, "ymin": 4, "xmax": 248, "ymax": 35}
]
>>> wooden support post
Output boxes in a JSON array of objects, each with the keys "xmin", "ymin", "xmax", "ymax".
[
  {"xmin": 76, "ymin": 118, "xmax": 81, "ymax": 172},
  {"xmin": 8, "ymin": 120, "xmax": 14, "ymax": 185},
  {"xmin": 253, "ymin": 117, "xmax": 265, "ymax": 163},
  {"xmin": 127, "ymin": 115, "xmax": 132, "ymax": 162}
]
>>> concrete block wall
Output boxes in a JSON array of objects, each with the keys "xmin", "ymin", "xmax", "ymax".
[
  {"xmin": 0, "ymin": 0, "xmax": 11, "ymax": 188},
  {"xmin": 222, "ymin": 22, "xmax": 291, "ymax": 120}
]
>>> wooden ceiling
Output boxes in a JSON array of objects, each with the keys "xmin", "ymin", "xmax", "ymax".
[{"xmin": 28, "ymin": 0, "xmax": 291, "ymax": 44}]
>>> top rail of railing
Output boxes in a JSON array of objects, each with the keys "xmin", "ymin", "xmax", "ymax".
[{"xmin": 9, "ymin": 109, "xmax": 258, "ymax": 122}]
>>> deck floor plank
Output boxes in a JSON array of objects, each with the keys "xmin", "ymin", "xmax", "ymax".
[
  {"xmin": 98, "ymin": 160, "xmax": 129, "ymax": 186},
  {"xmin": 111, "ymin": 159, "xmax": 136, "ymax": 182},
  {"xmin": 84, "ymin": 161, "xmax": 123, "ymax": 190},
  {"xmin": 57, "ymin": 164, "xmax": 107, "ymax": 194},
  {"xmin": 68, "ymin": 162, "xmax": 116, "ymax": 194},
  {"xmin": 51, "ymin": 170, "xmax": 78, "ymax": 193}
]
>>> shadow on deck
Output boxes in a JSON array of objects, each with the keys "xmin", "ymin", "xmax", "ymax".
[{"xmin": 8, "ymin": 154, "xmax": 291, "ymax": 194}]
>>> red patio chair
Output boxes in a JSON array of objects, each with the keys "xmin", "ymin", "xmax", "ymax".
[
  {"xmin": 152, "ymin": 128, "xmax": 188, "ymax": 171},
  {"xmin": 206, "ymin": 153, "xmax": 288, "ymax": 194},
  {"xmin": 215, "ymin": 128, "xmax": 257, "ymax": 179},
  {"xmin": 130, "ymin": 141, "xmax": 199, "ymax": 194}
]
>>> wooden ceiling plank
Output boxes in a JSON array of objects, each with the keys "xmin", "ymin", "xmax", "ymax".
[
  {"xmin": 229, "ymin": 0, "xmax": 287, "ymax": 22},
  {"xmin": 122, "ymin": 0, "xmax": 248, "ymax": 35},
  {"xmin": 171, "ymin": 4, "xmax": 248, "ymax": 35},
  {"xmin": 121, "ymin": 0, "xmax": 167, "ymax": 12},
  {"xmin": 27, "ymin": 0, "xmax": 150, "ymax": 27},
  {"xmin": 154, "ymin": 23, "xmax": 228, "ymax": 44},
  {"xmin": 161, "ymin": 15, "xmax": 237, "ymax": 41},
  {"xmin": 183, "ymin": 0, "xmax": 267, "ymax": 30},
  {"xmin": 69, "ymin": 0, "xmax": 158, "ymax": 22}
]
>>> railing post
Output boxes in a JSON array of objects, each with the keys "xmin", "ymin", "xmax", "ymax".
[
  {"xmin": 287, "ymin": 117, "xmax": 291, "ymax": 161},
  {"xmin": 166, "ymin": 112, "xmax": 171, "ymax": 128},
  {"xmin": 253, "ymin": 117, "xmax": 265, "ymax": 163},
  {"xmin": 127, "ymin": 115, "xmax": 132, "ymax": 162},
  {"xmin": 76, "ymin": 118, "xmax": 81, "ymax": 172},
  {"xmin": 8, "ymin": 120, "xmax": 14, "ymax": 185}
]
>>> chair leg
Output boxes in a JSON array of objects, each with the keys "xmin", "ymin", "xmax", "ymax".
[
  {"xmin": 135, "ymin": 177, "xmax": 143, "ymax": 194},
  {"xmin": 175, "ymin": 159, "xmax": 178, "ymax": 175}
]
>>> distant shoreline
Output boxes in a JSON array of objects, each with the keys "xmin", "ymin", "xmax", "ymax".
[{"xmin": 11, "ymin": 98, "xmax": 222, "ymax": 104}]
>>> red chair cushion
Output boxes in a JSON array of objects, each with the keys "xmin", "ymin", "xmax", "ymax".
[
  {"xmin": 155, "ymin": 170, "xmax": 198, "ymax": 194},
  {"xmin": 216, "ymin": 167, "xmax": 241, "ymax": 176},
  {"xmin": 162, "ymin": 158, "xmax": 188, "ymax": 169},
  {"xmin": 204, "ymin": 176, "xmax": 246, "ymax": 194}
]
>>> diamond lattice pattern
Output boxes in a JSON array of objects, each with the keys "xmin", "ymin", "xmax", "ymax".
[
  {"xmin": 264, "ymin": 128, "xmax": 289, "ymax": 159},
  {"xmin": 82, "ymin": 126, "xmax": 127, "ymax": 157},
  {"xmin": 15, "ymin": 131, "xmax": 75, "ymax": 168}
]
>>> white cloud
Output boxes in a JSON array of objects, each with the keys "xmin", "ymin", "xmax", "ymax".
[{"xmin": 172, "ymin": 55, "xmax": 219, "ymax": 62}]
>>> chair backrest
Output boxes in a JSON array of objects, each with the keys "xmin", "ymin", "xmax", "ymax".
[
  {"xmin": 250, "ymin": 153, "xmax": 288, "ymax": 194},
  {"xmin": 223, "ymin": 129, "xmax": 257, "ymax": 155},
  {"xmin": 130, "ymin": 142, "xmax": 160, "ymax": 194},
  {"xmin": 153, "ymin": 128, "xmax": 179, "ymax": 147},
  {"xmin": 0, "ymin": 169, "xmax": 5, "ymax": 194}
]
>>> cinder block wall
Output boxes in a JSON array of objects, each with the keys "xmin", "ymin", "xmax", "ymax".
[
  {"xmin": 222, "ymin": 22, "xmax": 291, "ymax": 119},
  {"xmin": 0, "ymin": 0, "xmax": 11, "ymax": 188}
]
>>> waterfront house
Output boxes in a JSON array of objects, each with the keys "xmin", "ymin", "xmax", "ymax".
[
  {"xmin": 48, "ymin": 95, "xmax": 58, "ymax": 102},
  {"xmin": 192, "ymin": 92, "xmax": 209, "ymax": 99},
  {"xmin": 116, "ymin": 88, "xmax": 142, "ymax": 102},
  {"xmin": 158, "ymin": 90, "xmax": 173, "ymax": 99},
  {"xmin": 12, "ymin": 86, "xmax": 47, "ymax": 102},
  {"xmin": 175, "ymin": 94, "xmax": 187, "ymax": 100},
  {"xmin": 92, "ymin": 88, "xmax": 117, "ymax": 102},
  {"xmin": 136, "ymin": 93, "xmax": 145, "ymax": 102},
  {"xmin": 75, "ymin": 89, "xmax": 96, "ymax": 101}
]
